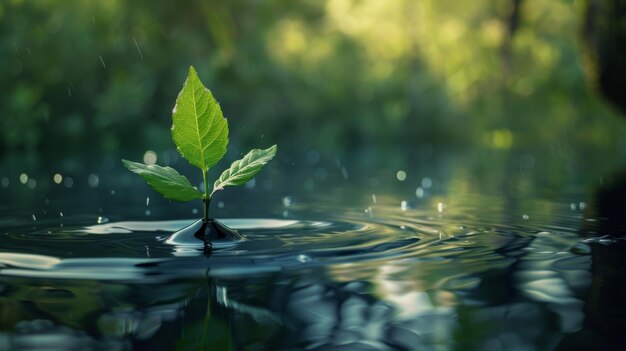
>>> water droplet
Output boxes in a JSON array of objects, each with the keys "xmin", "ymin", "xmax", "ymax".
[
  {"xmin": 522, "ymin": 214, "xmax": 530, "ymax": 220},
  {"xmin": 579, "ymin": 202, "xmax": 587, "ymax": 210},
  {"xmin": 64, "ymin": 177, "xmax": 74, "ymax": 188},
  {"xmin": 304, "ymin": 179, "xmax": 314, "ymax": 190},
  {"xmin": 401, "ymin": 200, "xmax": 409, "ymax": 211},
  {"xmin": 192, "ymin": 208, "xmax": 198, "ymax": 215},
  {"xmin": 341, "ymin": 167, "xmax": 349, "ymax": 180},
  {"xmin": 437, "ymin": 202, "xmax": 445, "ymax": 213},
  {"xmin": 1, "ymin": 177, "xmax": 9, "ymax": 188},
  {"xmin": 422, "ymin": 177, "xmax": 433, "ymax": 189},
  {"xmin": 282, "ymin": 210, "xmax": 289, "ymax": 217},
  {"xmin": 88, "ymin": 174, "xmax": 99, "ymax": 188},
  {"xmin": 415, "ymin": 187, "xmax": 424, "ymax": 199},
  {"xmin": 396, "ymin": 170, "xmax": 407, "ymax": 181},
  {"xmin": 365, "ymin": 207, "xmax": 374, "ymax": 217},
  {"xmin": 110, "ymin": 190, "xmax": 116, "ymax": 195},
  {"xmin": 99, "ymin": 55, "xmax": 106, "ymax": 68},
  {"xmin": 282, "ymin": 196, "xmax": 293, "ymax": 207},
  {"xmin": 133, "ymin": 36, "xmax": 144, "ymax": 60},
  {"xmin": 297, "ymin": 254, "xmax": 312, "ymax": 263},
  {"xmin": 32, "ymin": 214, "xmax": 36, "ymax": 221},
  {"xmin": 570, "ymin": 203, "xmax": 576, "ymax": 211},
  {"xmin": 143, "ymin": 150, "xmax": 157, "ymax": 165},
  {"xmin": 27, "ymin": 178, "xmax": 36, "ymax": 189},
  {"xmin": 97, "ymin": 216, "xmax": 109, "ymax": 224},
  {"xmin": 372, "ymin": 194, "xmax": 377, "ymax": 204},
  {"xmin": 59, "ymin": 212, "xmax": 63, "ymax": 217},
  {"xmin": 245, "ymin": 178, "xmax": 256, "ymax": 189},
  {"xmin": 144, "ymin": 209, "xmax": 151, "ymax": 216},
  {"xmin": 146, "ymin": 197, "xmax": 150, "ymax": 207},
  {"xmin": 306, "ymin": 150, "xmax": 320, "ymax": 165},
  {"xmin": 369, "ymin": 177, "xmax": 380, "ymax": 187},
  {"xmin": 218, "ymin": 201, "xmax": 224, "ymax": 209},
  {"xmin": 19, "ymin": 173, "xmax": 28, "ymax": 184},
  {"xmin": 314, "ymin": 168, "xmax": 328, "ymax": 180},
  {"xmin": 53, "ymin": 173, "xmax": 63, "ymax": 184}
]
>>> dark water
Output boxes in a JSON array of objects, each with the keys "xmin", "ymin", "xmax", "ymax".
[{"xmin": 1, "ymin": 147, "xmax": 626, "ymax": 350}]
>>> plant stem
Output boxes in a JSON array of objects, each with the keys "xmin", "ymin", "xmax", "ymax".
[{"xmin": 202, "ymin": 170, "xmax": 210, "ymax": 222}]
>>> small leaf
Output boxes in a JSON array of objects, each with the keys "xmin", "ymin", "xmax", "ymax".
[
  {"xmin": 122, "ymin": 160, "xmax": 202, "ymax": 202},
  {"xmin": 172, "ymin": 66, "xmax": 229, "ymax": 171},
  {"xmin": 213, "ymin": 145, "xmax": 277, "ymax": 195}
]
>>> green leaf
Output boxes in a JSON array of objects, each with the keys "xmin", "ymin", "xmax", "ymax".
[
  {"xmin": 122, "ymin": 159, "xmax": 202, "ymax": 201},
  {"xmin": 171, "ymin": 66, "xmax": 229, "ymax": 171},
  {"xmin": 213, "ymin": 145, "xmax": 277, "ymax": 194}
]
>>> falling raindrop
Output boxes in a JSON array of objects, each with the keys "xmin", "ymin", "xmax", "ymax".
[
  {"xmin": 88, "ymin": 174, "xmax": 99, "ymax": 188},
  {"xmin": 579, "ymin": 202, "xmax": 587, "ymax": 210},
  {"xmin": 416, "ymin": 187, "xmax": 424, "ymax": 199},
  {"xmin": 19, "ymin": 173, "xmax": 28, "ymax": 184},
  {"xmin": 341, "ymin": 167, "xmax": 349, "ymax": 180},
  {"xmin": 437, "ymin": 202, "xmax": 445, "ymax": 213},
  {"xmin": 192, "ymin": 208, "xmax": 198, "ymax": 215},
  {"xmin": 27, "ymin": 178, "xmax": 36, "ymax": 189},
  {"xmin": 218, "ymin": 201, "xmax": 224, "ymax": 209},
  {"xmin": 146, "ymin": 197, "xmax": 150, "ymax": 207},
  {"xmin": 401, "ymin": 201, "xmax": 409, "ymax": 211},
  {"xmin": 64, "ymin": 177, "xmax": 74, "ymax": 188},
  {"xmin": 365, "ymin": 207, "xmax": 374, "ymax": 217},
  {"xmin": 133, "ymin": 36, "xmax": 144, "ymax": 60},
  {"xmin": 396, "ymin": 170, "xmax": 407, "ymax": 181},
  {"xmin": 422, "ymin": 177, "xmax": 433, "ymax": 189},
  {"xmin": 372, "ymin": 194, "xmax": 377, "ymax": 204},
  {"xmin": 32, "ymin": 214, "xmax": 37, "ymax": 222},
  {"xmin": 53, "ymin": 174, "xmax": 63, "ymax": 184},
  {"xmin": 282, "ymin": 196, "xmax": 293, "ymax": 207}
]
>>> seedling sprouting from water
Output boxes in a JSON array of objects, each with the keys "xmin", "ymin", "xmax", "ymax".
[{"xmin": 122, "ymin": 66, "xmax": 277, "ymax": 228}]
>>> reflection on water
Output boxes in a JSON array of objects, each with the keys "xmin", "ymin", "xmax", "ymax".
[
  {"xmin": 0, "ymin": 203, "xmax": 619, "ymax": 349},
  {"xmin": 1, "ymin": 149, "xmax": 626, "ymax": 350}
]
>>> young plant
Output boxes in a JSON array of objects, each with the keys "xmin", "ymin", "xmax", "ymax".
[{"xmin": 122, "ymin": 66, "xmax": 277, "ymax": 222}]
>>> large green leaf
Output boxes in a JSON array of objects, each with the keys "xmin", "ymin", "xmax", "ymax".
[
  {"xmin": 122, "ymin": 160, "xmax": 202, "ymax": 201},
  {"xmin": 213, "ymin": 145, "xmax": 277, "ymax": 194},
  {"xmin": 171, "ymin": 66, "xmax": 229, "ymax": 171}
]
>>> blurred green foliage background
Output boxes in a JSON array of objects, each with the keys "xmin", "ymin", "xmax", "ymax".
[{"xmin": 1, "ymin": 0, "xmax": 625, "ymax": 160}]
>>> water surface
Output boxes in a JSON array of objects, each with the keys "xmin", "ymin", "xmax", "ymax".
[{"xmin": 1, "ymin": 148, "xmax": 625, "ymax": 350}]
